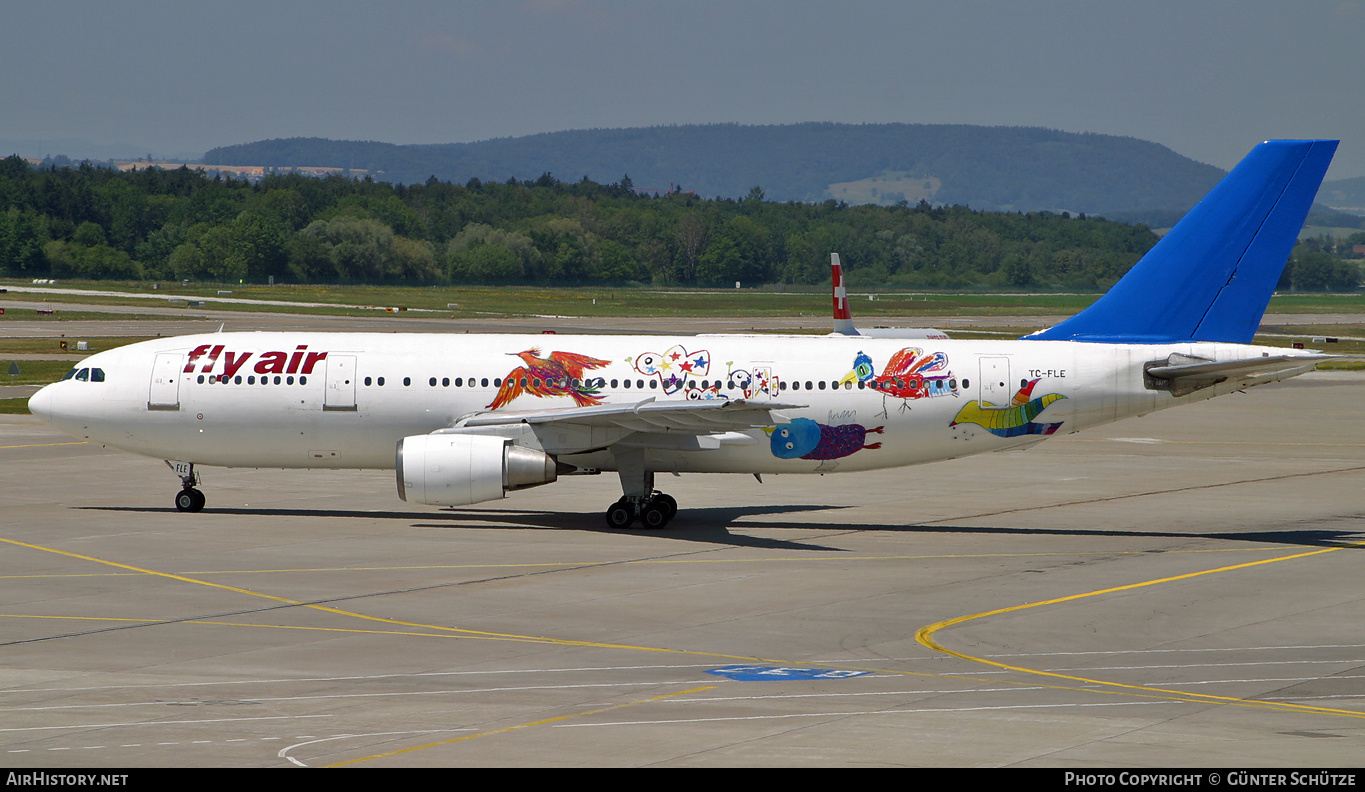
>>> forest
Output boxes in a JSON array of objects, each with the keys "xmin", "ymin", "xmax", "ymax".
[{"xmin": 1, "ymin": 156, "xmax": 1359, "ymax": 292}]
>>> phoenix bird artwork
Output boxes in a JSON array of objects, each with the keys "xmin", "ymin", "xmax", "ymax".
[
  {"xmin": 861, "ymin": 347, "xmax": 956, "ymax": 399},
  {"xmin": 487, "ymin": 348, "xmax": 611, "ymax": 410}
]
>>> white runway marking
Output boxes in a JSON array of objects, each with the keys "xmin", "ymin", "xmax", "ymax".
[{"xmin": 278, "ymin": 730, "xmax": 477, "ymax": 768}]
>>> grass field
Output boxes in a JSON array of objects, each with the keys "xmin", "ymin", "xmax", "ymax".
[
  {"xmin": 10, "ymin": 279, "xmax": 1365, "ymax": 320},
  {"xmin": 1, "ymin": 360, "xmax": 73, "ymax": 385},
  {"xmin": 0, "ymin": 397, "xmax": 33, "ymax": 414},
  {"xmin": 0, "ymin": 337, "xmax": 155, "ymax": 355}
]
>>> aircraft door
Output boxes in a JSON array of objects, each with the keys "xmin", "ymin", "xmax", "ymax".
[
  {"xmin": 324, "ymin": 355, "xmax": 358, "ymax": 412},
  {"xmin": 978, "ymin": 357, "xmax": 1010, "ymax": 408},
  {"xmin": 148, "ymin": 352, "xmax": 183, "ymax": 411}
]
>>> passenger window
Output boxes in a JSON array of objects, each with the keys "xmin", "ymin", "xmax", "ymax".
[
  {"xmin": 404, "ymin": 377, "xmax": 411, "ymax": 386},
  {"xmin": 377, "ymin": 377, "xmax": 385, "ymax": 386},
  {"xmin": 234, "ymin": 375, "xmax": 242, "ymax": 384}
]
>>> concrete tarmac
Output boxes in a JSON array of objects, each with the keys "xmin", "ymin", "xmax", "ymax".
[{"xmin": 2, "ymin": 362, "xmax": 1364, "ymax": 767}]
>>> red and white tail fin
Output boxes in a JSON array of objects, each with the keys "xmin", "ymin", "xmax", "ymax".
[
  {"xmin": 831, "ymin": 253, "xmax": 857, "ymax": 336},
  {"xmin": 828, "ymin": 253, "xmax": 949, "ymax": 340}
]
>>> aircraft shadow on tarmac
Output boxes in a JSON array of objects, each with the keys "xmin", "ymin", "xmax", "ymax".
[
  {"xmin": 80, "ymin": 504, "xmax": 1365, "ymax": 551},
  {"xmin": 79, "ymin": 503, "xmax": 849, "ymax": 551}
]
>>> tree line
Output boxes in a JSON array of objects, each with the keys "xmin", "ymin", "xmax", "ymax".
[{"xmin": 0, "ymin": 156, "xmax": 1358, "ymax": 291}]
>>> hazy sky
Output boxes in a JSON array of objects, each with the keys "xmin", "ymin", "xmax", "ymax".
[{"xmin": 4, "ymin": 0, "xmax": 1364, "ymax": 177}]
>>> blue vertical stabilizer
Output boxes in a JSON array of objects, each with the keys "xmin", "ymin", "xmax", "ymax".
[{"xmin": 1027, "ymin": 140, "xmax": 1338, "ymax": 344}]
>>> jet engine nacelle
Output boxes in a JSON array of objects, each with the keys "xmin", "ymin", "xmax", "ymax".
[{"xmin": 396, "ymin": 433, "xmax": 558, "ymax": 506}]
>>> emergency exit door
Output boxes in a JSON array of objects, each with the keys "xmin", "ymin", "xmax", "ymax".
[{"xmin": 324, "ymin": 355, "xmax": 358, "ymax": 411}]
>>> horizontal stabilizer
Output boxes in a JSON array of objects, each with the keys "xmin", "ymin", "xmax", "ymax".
[
  {"xmin": 1143, "ymin": 353, "xmax": 1326, "ymax": 396},
  {"xmin": 1028, "ymin": 140, "xmax": 1338, "ymax": 344}
]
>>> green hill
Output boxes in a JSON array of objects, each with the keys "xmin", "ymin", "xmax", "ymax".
[{"xmin": 203, "ymin": 124, "xmax": 1227, "ymax": 215}]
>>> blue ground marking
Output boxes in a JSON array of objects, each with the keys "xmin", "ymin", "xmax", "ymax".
[{"xmin": 706, "ymin": 665, "xmax": 870, "ymax": 681}]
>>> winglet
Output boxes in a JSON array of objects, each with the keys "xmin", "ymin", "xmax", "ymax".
[
  {"xmin": 831, "ymin": 253, "xmax": 857, "ymax": 335},
  {"xmin": 1027, "ymin": 140, "xmax": 1338, "ymax": 344}
]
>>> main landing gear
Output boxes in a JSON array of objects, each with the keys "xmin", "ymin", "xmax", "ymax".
[
  {"xmin": 604, "ymin": 492, "xmax": 678, "ymax": 530},
  {"xmin": 603, "ymin": 450, "xmax": 678, "ymax": 529},
  {"xmin": 167, "ymin": 461, "xmax": 205, "ymax": 513}
]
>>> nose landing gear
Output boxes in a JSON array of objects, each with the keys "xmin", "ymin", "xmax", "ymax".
[{"xmin": 166, "ymin": 460, "xmax": 205, "ymax": 513}]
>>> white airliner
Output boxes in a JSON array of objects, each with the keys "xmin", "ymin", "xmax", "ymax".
[{"xmin": 28, "ymin": 140, "xmax": 1340, "ymax": 529}]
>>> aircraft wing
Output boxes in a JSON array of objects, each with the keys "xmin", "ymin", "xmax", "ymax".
[
  {"xmin": 439, "ymin": 397, "xmax": 806, "ymax": 455},
  {"xmin": 1144, "ymin": 353, "xmax": 1328, "ymax": 397}
]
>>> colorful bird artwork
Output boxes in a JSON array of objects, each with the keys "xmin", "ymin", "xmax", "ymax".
[
  {"xmin": 841, "ymin": 347, "xmax": 956, "ymax": 400},
  {"xmin": 487, "ymin": 348, "xmax": 611, "ymax": 410},
  {"xmin": 949, "ymin": 378, "xmax": 1066, "ymax": 437},
  {"xmin": 769, "ymin": 418, "xmax": 884, "ymax": 460},
  {"xmin": 631, "ymin": 344, "xmax": 710, "ymax": 394}
]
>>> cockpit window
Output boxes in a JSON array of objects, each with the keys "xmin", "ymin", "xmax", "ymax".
[{"xmin": 62, "ymin": 367, "xmax": 106, "ymax": 383}]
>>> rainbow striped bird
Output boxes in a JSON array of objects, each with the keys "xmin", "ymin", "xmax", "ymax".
[
  {"xmin": 488, "ymin": 348, "xmax": 610, "ymax": 410},
  {"xmin": 949, "ymin": 378, "xmax": 1066, "ymax": 437}
]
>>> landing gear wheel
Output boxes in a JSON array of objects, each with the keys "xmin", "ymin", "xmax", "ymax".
[
  {"xmin": 175, "ymin": 488, "xmax": 205, "ymax": 513},
  {"xmin": 653, "ymin": 493, "xmax": 678, "ymax": 521},
  {"xmin": 640, "ymin": 501, "xmax": 671, "ymax": 530},
  {"xmin": 604, "ymin": 500, "xmax": 635, "ymax": 529}
]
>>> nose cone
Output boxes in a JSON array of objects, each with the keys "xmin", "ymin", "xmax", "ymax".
[{"xmin": 27, "ymin": 383, "xmax": 54, "ymax": 422}]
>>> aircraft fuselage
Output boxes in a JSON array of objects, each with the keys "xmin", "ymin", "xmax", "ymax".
[{"xmin": 32, "ymin": 331, "xmax": 1289, "ymax": 476}]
